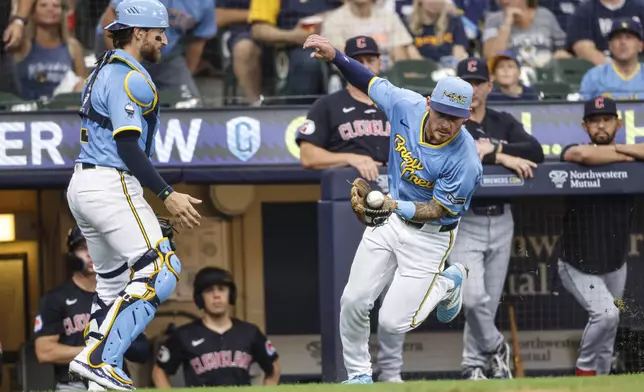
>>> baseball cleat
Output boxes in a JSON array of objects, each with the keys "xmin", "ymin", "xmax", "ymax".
[
  {"xmin": 378, "ymin": 374, "xmax": 404, "ymax": 383},
  {"xmin": 436, "ymin": 263, "xmax": 468, "ymax": 323},
  {"xmin": 87, "ymin": 381, "xmax": 107, "ymax": 391},
  {"xmin": 463, "ymin": 367, "xmax": 488, "ymax": 380},
  {"xmin": 69, "ymin": 359, "xmax": 135, "ymax": 391},
  {"xmin": 575, "ymin": 367, "xmax": 597, "ymax": 376},
  {"xmin": 490, "ymin": 342, "xmax": 513, "ymax": 379},
  {"xmin": 342, "ymin": 374, "xmax": 373, "ymax": 384}
]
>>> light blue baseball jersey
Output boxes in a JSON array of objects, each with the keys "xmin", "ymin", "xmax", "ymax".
[
  {"xmin": 97, "ymin": 0, "xmax": 217, "ymax": 56},
  {"xmin": 580, "ymin": 63, "xmax": 644, "ymax": 100},
  {"xmin": 367, "ymin": 77, "xmax": 483, "ymax": 226},
  {"xmin": 77, "ymin": 49, "xmax": 159, "ymax": 171}
]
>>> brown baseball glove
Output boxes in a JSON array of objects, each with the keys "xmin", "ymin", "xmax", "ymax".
[{"xmin": 350, "ymin": 178, "xmax": 397, "ymax": 227}]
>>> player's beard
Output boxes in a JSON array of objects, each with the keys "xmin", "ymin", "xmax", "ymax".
[
  {"xmin": 140, "ymin": 42, "xmax": 161, "ymax": 63},
  {"xmin": 591, "ymin": 131, "xmax": 616, "ymax": 145}
]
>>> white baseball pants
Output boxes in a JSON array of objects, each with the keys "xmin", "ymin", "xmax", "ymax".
[
  {"xmin": 340, "ymin": 214, "xmax": 457, "ymax": 379},
  {"xmin": 66, "ymin": 164, "xmax": 164, "ymax": 305}
]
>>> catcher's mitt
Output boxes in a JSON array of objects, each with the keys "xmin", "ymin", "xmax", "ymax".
[
  {"xmin": 157, "ymin": 216, "xmax": 178, "ymax": 250},
  {"xmin": 350, "ymin": 178, "xmax": 397, "ymax": 227}
]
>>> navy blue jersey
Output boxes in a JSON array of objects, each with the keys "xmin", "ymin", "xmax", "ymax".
[
  {"xmin": 34, "ymin": 280, "xmax": 93, "ymax": 384},
  {"xmin": 156, "ymin": 319, "xmax": 278, "ymax": 387},
  {"xmin": 565, "ymin": 0, "xmax": 644, "ymax": 53},
  {"xmin": 488, "ymin": 84, "xmax": 539, "ymax": 102},
  {"xmin": 411, "ymin": 16, "xmax": 468, "ymax": 62}
]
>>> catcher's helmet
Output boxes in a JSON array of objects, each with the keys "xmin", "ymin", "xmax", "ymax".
[
  {"xmin": 66, "ymin": 226, "xmax": 86, "ymax": 272},
  {"xmin": 105, "ymin": 0, "xmax": 169, "ymax": 31},
  {"xmin": 193, "ymin": 267, "xmax": 237, "ymax": 308}
]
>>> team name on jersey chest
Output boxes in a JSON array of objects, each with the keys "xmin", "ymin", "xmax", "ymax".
[
  {"xmin": 63, "ymin": 313, "xmax": 90, "ymax": 336},
  {"xmin": 189, "ymin": 350, "xmax": 253, "ymax": 375},
  {"xmin": 337, "ymin": 115, "xmax": 391, "ymax": 141},
  {"xmin": 393, "ymin": 133, "xmax": 435, "ymax": 189}
]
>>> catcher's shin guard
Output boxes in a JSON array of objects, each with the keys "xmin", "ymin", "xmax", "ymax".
[{"xmin": 86, "ymin": 238, "xmax": 181, "ymax": 368}]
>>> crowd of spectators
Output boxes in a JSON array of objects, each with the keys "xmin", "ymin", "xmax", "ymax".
[{"xmin": 0, "ymin": 0, "xmax": 643, "ymax": 107}]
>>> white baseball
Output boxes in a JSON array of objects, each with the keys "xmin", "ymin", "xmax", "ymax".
[{"xmin": 366, "ymin": 191, "xmax": 385, "ymax": 209}]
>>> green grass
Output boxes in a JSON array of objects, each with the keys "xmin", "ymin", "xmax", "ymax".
[{"xmin": 142, "ymin": 374, "xmax": 644, "ymax": 392}]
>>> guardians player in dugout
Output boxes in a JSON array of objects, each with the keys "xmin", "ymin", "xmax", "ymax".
[
  {"xmin": 559, "ymin": 96, "xmax": 644, "ymax": 376},
  {"xmin": 152, "ymin": 267, "xmax": 280, "ymax": 387},
  {"xmin": 34, "ymin": 226, "xmax": 151, "ymax": 391},
  {"xmin": 297, "ymin": 35, "xmax": 390, "ymax": 182},
  {"xmin": 446, "ymin": 58, "xmax": 544, "ymax": 380}
]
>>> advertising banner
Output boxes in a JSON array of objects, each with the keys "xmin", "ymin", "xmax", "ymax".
[{"xmin": 0, "ymin": 101, "xmax": 643, "ymax": 170}]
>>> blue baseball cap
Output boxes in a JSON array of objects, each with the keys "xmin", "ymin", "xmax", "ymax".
[
  {"xmin": 456, "ymin": 58, "xmax": 489, "ymax": 82},
  {"xmin": 105, "ymin": 0, "xmax": 169, "ymax": 31},
  {"xmin": 584, "ymin": 96, "xmax": 618, "ymax": 120},
  {"xmin": 429, "ymin": 77, "xmax": 473, "ymax": 119},
  {"xmin": 609, "ymin": 18, "xmax": 643, "ymax": 40}
]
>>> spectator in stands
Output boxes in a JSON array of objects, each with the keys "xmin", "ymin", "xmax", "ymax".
[
  {"xmin": 3, "ymin": 0, "xmax": 33, "ymax": 51},
  {"xmin": 482, "ymin": 0, "xmax": 570, "ymax": 68},
  {"xmin": 216, "ymin": 0, "xmax": 263, "ymax": 106},
  {"xmin": 297, "ymin": 36, "xmax": 389, "ymax": 183},
  {"xmin": 548, "ymin": 0, "xmax": 584, "ymax": 30},
  {"xmin": 97, "ymin": 0, "xmax": 217, "ymax": 103},
  {"xmin": 489, "ymin": 0, "xmax": 584, "ymax": 33},
  {"xmin": 396, "ymin": 0, "xmax": 488, "ymax": 41},
  {"xmin": 153, "ymin": 267, "xmax": 280, "ymax": 387},
  {"xmin": 579, "ymin": 18, "xmax": 644, "ymax": 99},
  {"xmin": 321, "ymin": 0, "xmax": 420, "ymax": 71},
  {"xmin": 566, "ymin": 0, "xmax": 644, "ymax": 66},
  {"xmin": 559, "ymin": 96, "xmax": 641, "ymax": 377},
  {"xmin": 488, "ymin": 50, "xmax": 539, "ymax": 101},
  {"xmin": 249, "ymin": 0, "xmax": 334, "ymax": 104},
  {"xmin": 407, "ymin": 0, "xmax": 469, "ymax": 65},
  {"xmin": 9, "ymin": 0, "xmax": 86, "ymax": 101},
  {"xmin": 2, "ymin": 0, "xmax": 34, "ymax": 96}
]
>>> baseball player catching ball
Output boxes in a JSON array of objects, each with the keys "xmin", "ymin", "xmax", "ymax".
[
  {"xmin": 303, "ymin": 34, "xmax": 483, "ymax": 384},
  {"xmin": 65, "ymin": 0, "xmax": 201, "ymax": 390}
]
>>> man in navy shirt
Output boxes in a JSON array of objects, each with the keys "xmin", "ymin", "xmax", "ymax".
[
  {"xmin": 566, "ymin": 0, "xmax": 644, "ymax": 65},
  {"xmin": 559, "ymin": 96, "xmax": 643, "ymax": 376}
]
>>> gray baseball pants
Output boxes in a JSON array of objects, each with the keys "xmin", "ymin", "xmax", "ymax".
[
  {"xmin": 448, "ymin": 206, "xmax": 514, "ymax": 370},
  {"xmin": 557, "ymin": 259, "xmax": 627, "ymax": 374}
]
